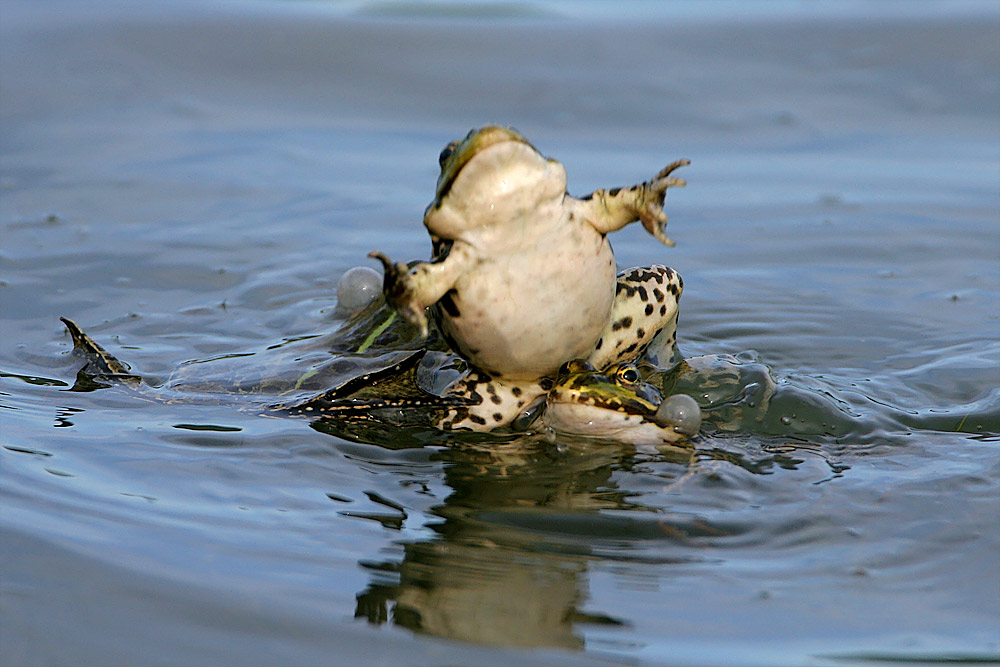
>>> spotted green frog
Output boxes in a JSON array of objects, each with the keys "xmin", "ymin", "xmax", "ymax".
[
  {"xmin": 543, "ymin": 360, "xmax": 701, "ymax": 446},
  {"xmin": 367, "ymin": 126, "xmax": 689, "ymax": 430}
]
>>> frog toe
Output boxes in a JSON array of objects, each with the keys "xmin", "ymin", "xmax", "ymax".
[
  {"xmin": 640, "ymin": 204, "xmax": 676, "ymax": 247},
  {"xmin": 369, "ymin": 251, "xmax": 429, "ymax": 337},
  {"xmin": 652, "ymin": 159, "xmax": 689, "ymax": 186}
]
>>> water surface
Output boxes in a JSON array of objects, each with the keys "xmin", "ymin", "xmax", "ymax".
[{"xmin": 2, "ymin": 2, "xmax": 998, "ymax": 665}]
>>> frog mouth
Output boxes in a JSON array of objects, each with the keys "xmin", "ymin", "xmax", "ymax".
[
  {"xmin": 432, "ymin": 125, "xmax": 532, "ymax": 205},
  {"xmin": 549, "ymin": 387, "xmax": 657, "ymax": 417},
  {"xmin": 543, "ymin": 393, "xmax": 664, "ymax": 443}
]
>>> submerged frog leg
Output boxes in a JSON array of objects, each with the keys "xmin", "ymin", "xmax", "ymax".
[
  {"xmin": 587, "ymin": 265, "xmax": 683, "ymax": 370},
  {"xmin": 60, "ymin": 317, "xmax": 142, "ymax": 388},
  {"xmin": 368, "ymin": 243, "xmax": 476, "ymax": 339},
  {"xmin": 574, "ymin": 159, "xmax": 688, "ymax": 246}
]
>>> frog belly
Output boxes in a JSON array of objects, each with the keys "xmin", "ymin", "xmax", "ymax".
[{"xmin": 440, "ymin": 239, "xmax": 616, "ymax": 379}]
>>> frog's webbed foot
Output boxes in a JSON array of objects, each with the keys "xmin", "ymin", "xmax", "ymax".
[
  {"xmin": 639, "ymin": 159, "xmax": 689, "ymax": 247},
  {"xmin": 368, "ymin": 251, "xmax": 430, "ymax": 339},
  {"xmin": 61, "ymin": 317, "xmax": 143, "ymax": 388},
  {"xmin": 579, "ymin": 159, "xmax": 688, "ymax": 245}
]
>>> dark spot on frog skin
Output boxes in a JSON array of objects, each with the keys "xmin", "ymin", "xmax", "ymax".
[
  {"xmin": 645, "ymin": 303, "xmax": 654, "ymax": 316},
  {"xmin": 431, "ymin": 237, "xmax": 454, "ymax": 259},
  {"xmin": 624, "ymin": 267, "xmax": 666, "ymax": 284},
  {"xmin": 660, "ymin": 304, "xmax": 667, "ymax": 316},
  {"xmin": 612, "ymin": 316, "xmax": 633, "ymax": 331},
  {"xmin": 623, "ymin": 342, "xmax": 638, "ymax": 355},
  {"xmin": 594, "ymin": 337, "xmax": 603, "ymax": 350},
  {"xmin": 490, "ymin": 394, "xmax": 502, "ymax": 405},
  {"xmin": 636, "ymin": 328, "xmax": 645, "ymax": 338},
  {"xmin": 616, "ymin": 282, "xmax": 637, "ymax": 297},
  {"xmin": 469, "ymin": 414, "xmax": 487, "ymax": 425},
  {"xmin": 637, "ymin": 286, "xmax": 648, "ymax": 301},
  {"xmin": 493, "ymin": 412, "xmax": 503, "ymax": 422},
  {"xmin": 653, "ymin": 288, "xmax": 664, "ymax": 302},
  {"xmin": 441, "ymin": 289, "xmax": 461, "ymax": 317},
  {"xmin": 511, "ymin": 386, "xmax": 522, "ymax": 397}
]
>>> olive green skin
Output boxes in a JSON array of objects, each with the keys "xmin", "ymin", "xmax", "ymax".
[{"xmin": 544, "ymin": 359, "xmax": 692, "ymax": 446}]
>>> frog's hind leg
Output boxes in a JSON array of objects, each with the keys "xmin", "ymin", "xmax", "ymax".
[
  {"xmin": 436, "ymin": 371, "xmax": 547, "ymax": 432},
  {"xmin": 60, "ymin": 317, "xmax": 142, "ymax": 387},
  {"xmin": 587, "ymin": 265, "xmax": 682, "ymax": 370}
]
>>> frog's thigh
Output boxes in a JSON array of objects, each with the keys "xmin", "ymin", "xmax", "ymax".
[
  {"xmin": 587, "ymin": 265, "xmax": 682, "ymax": 369},
  {"xmin": 437, "ymin": 372, "xmax": 547, "ymax": 432}
]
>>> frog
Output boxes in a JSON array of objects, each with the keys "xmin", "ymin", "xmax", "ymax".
[
  {"xmin": 542, "ymin": 359, "xmax": 702, "ymax": 446},
  {"xmin": 371, "ymin": 127, "xmax": 686, "ymax": 369},
  {"xmin": 365, "ymin": 125, "xmax": 689, "ymax": 430}
]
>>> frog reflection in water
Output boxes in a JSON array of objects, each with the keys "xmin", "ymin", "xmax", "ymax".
[
  {"xmin": 295, "ymin": 126, "xmax": 700, "ymax": 441},
  {"xmin": 353, "ymin": 432, "xmax": 706, "ymax": 649}
]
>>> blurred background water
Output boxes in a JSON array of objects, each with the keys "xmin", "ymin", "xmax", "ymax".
[{"xmin": 2, "ymin": 1, "xmax": 999, "ymax": 665}]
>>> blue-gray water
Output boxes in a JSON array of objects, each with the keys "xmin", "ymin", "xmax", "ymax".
[{"xmin": 2, "ymin": 2, "xmax": 999, "ymax": 665}]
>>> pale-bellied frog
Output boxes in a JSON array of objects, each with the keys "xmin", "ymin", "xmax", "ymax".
[{"xmin": 367, "ymin": 126, "xmax": 689, "ymax": 430}]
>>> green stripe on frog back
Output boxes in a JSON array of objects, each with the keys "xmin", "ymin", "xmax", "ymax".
[{"xmin": 356, "ymin": 311, "xmax": 397, "ymax": 353}]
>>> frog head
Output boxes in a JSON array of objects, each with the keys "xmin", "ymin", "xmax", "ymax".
[
  {"xmin": 424, "ymin": 126, "xmax": 567, "ymax": 240},
  {"xmin": 544, "ymin": 360, "xmax": 701, "ymax": 445}
]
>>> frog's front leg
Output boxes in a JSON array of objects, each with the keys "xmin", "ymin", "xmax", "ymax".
[
  {"xmin": 575, "ymin": 159, "xmax": 689, "ymax": 247},
  {"xmin": 588, "ymin": 265, "xmax": 683, "ymax": 370},
  {"xmin": 368, "ymin": 243, "xmax": 476, "ymax": 338}
]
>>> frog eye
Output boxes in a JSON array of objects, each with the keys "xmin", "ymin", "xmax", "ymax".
[
  {"xmin": 615, "ymin": 365, "xmax": 641, "ymax": 385},
  {"xmin": 439, "ymin": 141, "xmax": 459, "ymax": 167}
]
